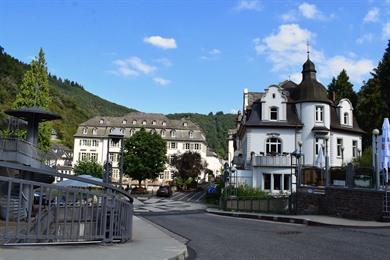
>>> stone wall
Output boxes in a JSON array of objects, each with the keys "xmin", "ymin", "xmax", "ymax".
[{"xmin": 296, "ymin": 187, "xmax": 385, "ymax": 221}]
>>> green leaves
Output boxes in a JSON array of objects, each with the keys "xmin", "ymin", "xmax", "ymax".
[
  {"xmin": 74, "ymin": 159, "xmax": 104, "ymax": 179},
  {"xmin": 123, "ymin": 128, "xmax": 167, "ymax": 186}
]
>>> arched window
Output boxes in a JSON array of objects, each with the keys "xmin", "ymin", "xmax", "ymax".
[
  {"xmin": 142, "ymin": 120, "xmax": 147, "ymax": 125},
  {"xmin": 109, "ymin": 128, "xmax": 114, "ymax": 133},
  {"xmin": 82, "ymin": 127, "xmax": 88, "ymax": 135},
  {"xmin": 162, "ymin": 121, "xmax": 167, "ymax": 126},
  {"xmin": 92, "ymin": 128, "xmax": 97, "ymax": 135},
  {"xmin": 99, "ymin": 119, "xmax": 104, "ymax": 124},
  {"xmin": 129, "ymin": 129, "xmax": 135, "ymax": 136},
  {"xmin": 270, "ymin": 107, "xmax": 278, "ymax": 120},
  {"xmin": 266, "ymin": 138, "xmax": 282, "ymax": 155},
  {"xmin": 122, "ymin": 119, "xmax": 127, "ymax": 125},
  {"xmin": 120, "ymin": 128, "xmax": 124, "ymax": 134},
  {"xmin": 343, "ymin": 112, "xmax": 349, "ymax": 125},
  {"xmin": 132, "ymin": 120, "xmax": 137, "ymax": 125},
  {"xmin": 189, "ymin": 131, "xmax": 193, "ymax": 138},
  {"xmin": 161, "ymin": 130, "xmax": 166, "ymax": 137},
  {"xmin": 150, "ymin": 129, "xmax": 156, "ymax": 134},
  {"xmin": 152, "ymin": 120, "xmax": 157, "ymax": 125},
  {"xmin": 171, "ymin": 130, "xmax": 176, "ymax": 138}
]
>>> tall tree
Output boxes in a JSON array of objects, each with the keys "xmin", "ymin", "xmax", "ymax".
[
  {"xmin": 123, "ymin": 128, "xmax": 167, "ymax": 187},
  {"xmin": 13, "ymin": 48, "xmax": 52, "ymax": 151},
  {"xmin": 171, "ymin": 151, "xmax": 205, "ymax": 190},
  {"xmin": 356, "ymin": 40, "xmax": 390, "ymax": 146},
  {"xmin": 327, "ymin": 69, "xmax": 357, "ymax": 107}
]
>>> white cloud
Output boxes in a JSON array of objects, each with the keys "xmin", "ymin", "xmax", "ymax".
[
  {"xmin": 153, "ymin": 77, "xmax": 171, "ymax": 86},
  {"xmin": 281, "ymin": 10, "xmax": 298, "ymax": 22},
  {"xmin": 112, "ymin": 56, "xmax": 156, "ymax": 77},
  {"xmin": 209, "ymin": 48, "xmax": 221, "ymax": 55},
  {"xmin": 356, "ymin": 33, "xmax": 373, "ymax": 44},
  {"xmin": 383, "ymin": 22, "xmax": 390, "ymax": 39},
  {"xmin": 154, "ymin": 58, "xmax": 172, "ymax": 67},
  {"xmin": 298, "ymin": 2, "xmax": 319, "ymax": 19},
  {"xmin": 200, "ymin": 48, "xmax": 222, "ymax": 60},
  {"xmin": 235, "ymin": 0, "xmax": 262, "ymax": 11},
  {"xmin": 144, "ymin": 35, "xmax": 177, "ymax": 49},
  {"xmin": 363, "ymin": 7, "xmax": 380, "ymax": 23},
  {"xmin": 254, "ymin": 24, "xmax": 374, "ymax": 84}
]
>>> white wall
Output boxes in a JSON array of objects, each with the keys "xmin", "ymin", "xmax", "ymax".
[
  {"xmin": 329, "ymin": 132, "xmax": 362, "ymax": 166},
  {"xmin": 260, "ymin": 85, "xmax": 287, "ymax": 121}
]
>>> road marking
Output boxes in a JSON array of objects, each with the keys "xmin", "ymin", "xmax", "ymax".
[
  {"xmin": 195, "ymin": 192, "xmax": 206, "ymax": 202},
  {"xmin": 206, "ymin": 213, "xmax": 305, "ymax": 227},
  {"xmin": 178, "ymin": 192, "xmax": 195, "ymax": 201}
]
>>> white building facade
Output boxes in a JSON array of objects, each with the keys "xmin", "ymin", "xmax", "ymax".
[
  {"xmin": 72, "ymin": 112, "xmax": 216, "ymax": 185},
  {"xmin": 229, "ymin": 58, "xmax": 364, "ymax": 194}
]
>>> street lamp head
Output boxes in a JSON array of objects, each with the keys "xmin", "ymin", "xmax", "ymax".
[
  {"xmin": 297, "ymin": 141, "xmax": 303, "ymax": 147},
  {"xmin": 372, "ymin": 129, "xmax": 380, "ymax": 136},
  {"xmin": 323, "ymin": 135, "xmax": 329, "ymax": 141},
  {"xmin": 341, "ymin": 146, "xmax": 344, "ymax": 151}
]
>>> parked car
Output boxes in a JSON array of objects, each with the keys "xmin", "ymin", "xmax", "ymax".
[
  {"xmin": 131, "ymin": 187, "xmax": 148, "ymax": 195},
  {"xmin": 156, "ymin": 185, "xmax": 172, "ymax": 197}
]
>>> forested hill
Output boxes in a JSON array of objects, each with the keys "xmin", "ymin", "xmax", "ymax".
[
  {"xmin": 167, "ymin": 112, "xmax": 236, "ymax": 158},
  {"xmin": 0, "ymin": 47, "xmax": 135, "ymax": 147}
]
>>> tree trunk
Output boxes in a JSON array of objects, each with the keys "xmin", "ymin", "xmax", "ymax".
[{"xmin": 138, "ymin": 179, "xmax": 142, "ymax": 188}]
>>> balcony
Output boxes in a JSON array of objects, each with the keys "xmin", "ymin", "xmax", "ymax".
[
  {"xmin": 251, "ymin": 154, "xmax": 293, "ymax": 167},
  {"xmin": 0, "ymin": 138, "xmax": 46, "ymax": 168}
]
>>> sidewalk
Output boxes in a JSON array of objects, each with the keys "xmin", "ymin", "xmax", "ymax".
[
  {"xmin": 0, "ymin": 216, "xmax": 188, "ymax": 260},
  {"xmin": 206, "ymin": 208, "xmax": 390, "ymax": 228}
]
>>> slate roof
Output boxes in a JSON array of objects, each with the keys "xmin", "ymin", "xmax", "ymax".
[{"xmin": 330, "ymin": 106, "xmax": 365, "ymax": 134}]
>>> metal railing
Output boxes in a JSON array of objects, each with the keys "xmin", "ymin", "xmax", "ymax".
[
  {"xmin": 0, "ymin": 171, "xmax": 133, "ymax": 246},
  {"xmin": 252, "ymin": 155, "xmax": 292, "ymax": 167}
]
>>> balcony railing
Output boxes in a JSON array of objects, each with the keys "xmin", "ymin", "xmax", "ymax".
[{"xmin": 251, "ymin": 155, "xmax": 293, "ymax": 167}]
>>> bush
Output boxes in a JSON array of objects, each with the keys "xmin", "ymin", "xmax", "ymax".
[{"xmin": 224, "ymin": 185, "xmax": 270, "ymax": 199}]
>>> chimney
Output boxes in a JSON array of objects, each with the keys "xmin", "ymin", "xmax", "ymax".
[{"xmin": 243, "ymin": 88, "xmax": 249, "ymax": 112}]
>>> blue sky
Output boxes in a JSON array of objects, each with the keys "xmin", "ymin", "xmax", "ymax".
[{"xmin": 1, "ymin": 0, "xmax": 389, "ymax": 114}]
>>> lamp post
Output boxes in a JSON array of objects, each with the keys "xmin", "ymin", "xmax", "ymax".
[
  {"xmin": 373, "ymin": 129, "xmax": 380, "ymax": 189},
  {"xmin": 107, "ymin": 128, "xmax": 125, "ymax": 187},
  {"xmin": 341, "ymin": 146, "xmax": 345, "ymax": 166},
  {"xmin": 297, "ymin": 141, "xmax": 303, "ymax": 187},
  {"xmin": 231, "ymin": 165, "xmax": 237, "ymax": 197}
]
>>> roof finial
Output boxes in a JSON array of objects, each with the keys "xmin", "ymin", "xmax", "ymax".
[{"xmin": 306, "ymin": 41, "xmax": 310, "ymax": 59}]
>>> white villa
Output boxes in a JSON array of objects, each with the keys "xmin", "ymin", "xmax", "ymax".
[
  {"xmin": 72, "ymin": 112, "xmax": 222, "ymax": 185},
  {"xmin": 228, "ymin": 57, "xmax": 364, "ymax": 194}
]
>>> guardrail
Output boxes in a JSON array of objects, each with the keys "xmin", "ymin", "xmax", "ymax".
[
  {"xmin": 0, "ymin": 171, "xmax": 133, "ymax": 246},
  {"xmin": 251, "ymin": 155, "xmax": 292, "ymax": 167},
  {"xmin": 0, "ymin": 138, "xmax": 46, "ymax": 167},
  {"xmin": 223, "ymin": 196, "xmax": 292, "ymax": 214}
]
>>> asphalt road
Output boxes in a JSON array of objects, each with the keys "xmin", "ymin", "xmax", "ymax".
[{"xmin": 146, "ymin": 213, "xmax": 390, "ymax": 260}]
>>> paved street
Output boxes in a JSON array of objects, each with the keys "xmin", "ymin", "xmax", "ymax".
[
  {"xmin": 170, "ymin": 191, "xmax": 206, "ymax": 202},
  {"xmin": 134, "ymin": 197, "xmax": 206, "ymax": 214},
  {"xmin": 146, "ymin": 213, "xmax": 390, "ymax": 260}
]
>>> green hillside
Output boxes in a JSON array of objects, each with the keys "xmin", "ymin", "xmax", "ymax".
[
  {"xmin": 0, "ymin": 47, "xmax": 135, "ymax": 147},
  {"xmin": 167, "ymin": 112, "xmax": 236, "ymax": 158}
]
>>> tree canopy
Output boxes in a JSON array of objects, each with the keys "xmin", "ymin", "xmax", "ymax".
[
  {"xmin": 123, "ymin": 128, "xmax": 167, "ymax": 187},
  {"xmin": 171, "ymin": 151, "xmax": 205, "ymax": 189},
  {"xmin": 327, "ymin": 69, "xmax": 357, "ymax": 107},
  {"xmin": 73, "ymin": 159, "xmax": 104, "ymax": 179}
]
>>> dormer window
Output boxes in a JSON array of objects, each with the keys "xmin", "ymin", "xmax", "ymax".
[
  {"xmin": 183, "ymin": 122, "xmax": 188, "ymax": 127},
  {"xmin": 152, "ymin": 120, "xmax": 157, "ymax": 125},
  {"xmin": 189, "ymin": 131, "xmax": 193, "ymax": 138},
  {"xmin": 132, "ymin": 120, "xmax": 137, "ymax": 125},
  {"xmin": 122, "ymin": 119, "xmax": 127, "ymax": 124},
  {"xmin": 82, "ymin": 127, "xmax": 88, "ymax": 135},
  {"xmin": 161, "ymin": 130, "xmax": 166, "ymax": 137},
  {"xmin": 315, "ymin": 106, "xmax": 324, "ymax": 122},
  {"xmin": 171, "ymin": 130, "xmax": 176, "ymax": 138},
  {"xmin": 270, "ymin": 107, "xmax": 278, "ymax": 121},
  {"xmin": 162, "ymin": 121, "xmax": 167, "ymax": 126},
  {"xmin": 92, "ymin": 128, "xmax": 97, "ymax": 135},
  {"xmin": 142, "ymin": 120, "xmax": 147, "ymax": 125},
  {"xmin": 343, "ymin": 112, "xmax": 349, "ymax": 125},
  {"xmin": 272, "ymin": 93, "xmax": 276, "ymax": 99},
  {"xmin": 99, "ymin": 119, "xmax": 104, "ymax": 124}
]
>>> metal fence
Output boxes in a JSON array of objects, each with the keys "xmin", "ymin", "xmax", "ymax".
[
  {"xmin": 0, "ymin": 172, "xmax": 133, "ymax": 246},
  {"xmin": 223, "ymin": 196, "xmax": 292, "ymax": 214}
]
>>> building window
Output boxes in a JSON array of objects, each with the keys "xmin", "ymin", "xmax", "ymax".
[
  {"xmin": 170, "ymin": 142, "xmax": 177, "ymax": 149},
  {"xmin": 270, "ymin": 107, "xmax": 278, "ymax": 121},
  {"xmin": 142, "ymin": 120, "xmax": 147, "ymax": 125},
  {"xmin": 315, "ymin": 106, "xmax": 324, "ymax": 122},
  {"xmin": 132, "ymin": 120, "xmax": 137, "ymax": 125},
  {"xmin": 337, "ymin": 138, "xmax": 343, "ymax": 157},
  {"xmin": 92, "ymin": 128, "xmax": 97, "ymax": 135},
  {"xmin": 274, "ymin": 174, "xmax": 281, "ymax": 190},
  {"xmin": 315, "ymin": 138, "xmax": 324, "ymax": 156},
  {"xmin": 90, "ymin": 153, "xmax": 97, "ymax": 161},
  {"xmin": 189, "ymin": 131, "xmax": 193, "ymax": 138},
  {"xmin": 92, "ymin": 139, "xmax": 99, "ymax": 147},
  {"xmin": 152, "ymin": 120, "xmax": 157, "ymax": 125},
  {"xmin": 169, "ymin": 155, "xmax": 175, "ymax": 164},
  {"xmin": 264, "ymin": 174, "xmax": 271, "ymax": 190},
  {"xmin": 272, "ymin": 93, "xmax": 276, "ymax": 99},
  {"xmin": 130, "ymin": 129, "xmax": 135, "ymax": 136},
  {"xmin": 150, "ymin": 129, "xmax": 156, "ymax": 134},
  {"xmin": 266, "ymin": 138, "xmax": 282, "ymax": 155},
  {"xmin": 195, "ymin": 143, "xmax": 201, "ymax": 150},
  {"xmin": 110, "ymin": 140, "xmax": 119, "ymax": 147},
  {"xmin": 343, "ymin": 112, "xmax": 349, "ymax": 125},
  {"xmin": 82, "ymin": 128, "xmax": 88, "ymax": 135},
  {"xmin": 122, "ymin": 119, "xmax": 127, "ymax": 125},
  {"xmin": 183, "ymin": 122, "xmax": 188, "ymax": 127},
  {"xmin": 162, "ymin": 121, "xmax": 167, "ymax": 126},
  {"xmin": 185, "ymin": 143, "xmax": 190, "ymax": 150},
  {"xmin": 120, "ymin": 128, "xmax": 124, "ymax": 134},
  {"xmin": 352, "ymin": 140, "xmax": 358, "ymax": 157},
  {"xmin": 284, "ymin": 175, "xmax": 290, "ymax": 191},
  {"xmin": 171, "ymin": 130, "xmax": 176, "ymax": 138},
  {"xmin": 161, "ymin": 130, "xmax": 166, "ymax": 137},
  {"xmin": 99, "ymin": 119, "xmax": 104, "ymax": 124}
]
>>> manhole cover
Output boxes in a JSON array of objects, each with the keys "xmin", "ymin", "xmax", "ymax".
[{"xmin": 276, "ymin": 231, "xmax": 302, "ymax": 235}]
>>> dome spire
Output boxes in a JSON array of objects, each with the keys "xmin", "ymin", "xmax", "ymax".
[{"xmin": 306, "ymin": 41, "xmax": 310, "ymax": 59}]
